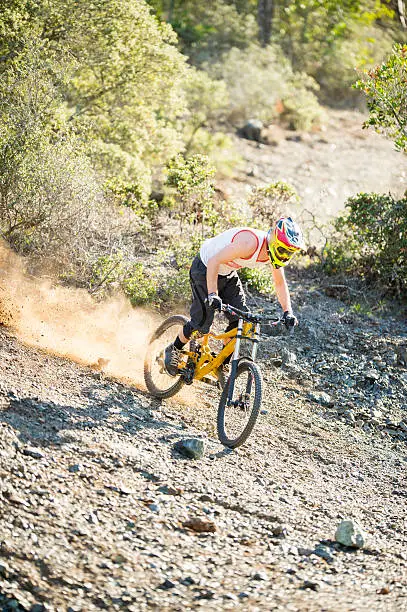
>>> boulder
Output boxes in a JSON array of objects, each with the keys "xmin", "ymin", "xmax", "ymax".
[
  {"xmin": 335, "ymin": 519, "xmax": 366, "ymax": 548},
  {"xmin": 238, "ymin": 119, "xmax": 264, "ymax": 142},
  {"xmin": 174, "ymin": 438, "xmax": 206, "ymax": 460}
]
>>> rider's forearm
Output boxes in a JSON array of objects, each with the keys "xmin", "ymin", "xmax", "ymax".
[
  {"xmin": 206, "ymin": 258, "xmax": 220, "ymax": 294},
  {"xmin": 272, "ymin": 268, "xmax": 292, "ymax": 312}
]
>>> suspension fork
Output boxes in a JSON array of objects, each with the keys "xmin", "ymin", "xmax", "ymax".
[
  {"xmin": 244, "ymin": 322, "xmax": 259, "ymax": 396},
  {"xmin": 227, "ymin": 317, "xmax": 243, "ymax": 404}
]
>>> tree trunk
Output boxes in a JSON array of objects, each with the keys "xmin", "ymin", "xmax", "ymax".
[
  {"xmin": 397, "ymin": 0, "xmax": 406, "ymax": 27},
  {"xmin": 257, "ymin": 0, "xmax": 274, "ymax": 46}
]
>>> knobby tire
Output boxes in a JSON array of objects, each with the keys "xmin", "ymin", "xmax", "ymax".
[
  {"xmin": 144, "ymin": 314, "xmax": 188, "ymax": 399},
  {"xmin": 217, "ymin": 358, "xmax": 263, "ymax": 448}
]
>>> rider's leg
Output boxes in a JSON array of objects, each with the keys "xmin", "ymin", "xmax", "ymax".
[
  {"xmin": 218, "ymin": 272, "xmax": 248, "ymax": 365},
  {"xmin": 164, "ymin": 256, "xmax": 213, "ymax": 375},
  {"xmin": 218, "ymin": 271, "xmax": 247, "ymax": 332}
]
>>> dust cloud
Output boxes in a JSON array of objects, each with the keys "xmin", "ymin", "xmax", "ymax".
[{"xmin": 0, "ymin": 241, "xmax": 160, "ymax": 388}]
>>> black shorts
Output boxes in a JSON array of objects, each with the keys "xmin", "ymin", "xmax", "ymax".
[{"xmin": 183, "ymin": 255, "xmax": 247, "ymax": 337}]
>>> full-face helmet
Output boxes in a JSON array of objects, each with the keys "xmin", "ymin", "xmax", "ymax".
[{"xmin": 267, "ymin": 217, "xmax": 305, "ymax": 269}]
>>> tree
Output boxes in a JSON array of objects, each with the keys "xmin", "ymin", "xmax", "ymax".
[{"xmin": 0, "ymin": 0, "xmax": 190, "ymax": 198}]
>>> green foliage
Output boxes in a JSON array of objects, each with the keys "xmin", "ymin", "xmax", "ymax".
[
  {"xmin": 90, "ymin": 254, "xmax": 158, "ymax": 305},
  {"xmin": 0, "ymin": 39, "xmax": 102, "ymax": 260},
  {"xmin": 317, "ymin": 23, "xmax": 395, "ymax": 105},
  {"xmin": 89, "ymin": 253, "xmax": 126, "ymax": 294},
  {"xmin": 355, "ymin": 44, "xmax": 407, "ymax": 151},
  {"xmin": 208, "ymin": 44, "xmax": 323, "ymax": 128},
  {"xmin": 325, "ymin": 192, "xmax": 407, "ymax": 297},
  {"xmin": 122, "ymin": 263, "xmax": 158, "ymax": 306},
  {"xmin": 273, "ymin": 0, "xmax": 394, "ymax": 74},
  {"xmin": 104, "ymin": 177, "xmax": 158, "ymax": 223},
  {"xmin": 181, "ymin": 67, "xmax": 229, "ymax": 152},
  {"xmin": 0, "ymin": 0, "xmax": 191, "ymax": 200},
  {"xmin": 280, "ymin": 76, "xmax": 324, "ymax": 130},
  {"xmin": 166, "ymin": 154, "xmax": 220, "ymax": 234},
  {"xmin": 238, "ymin": 267, "xmax": 275, "ymax": 296},
  {"xmin": 247, "ymin": 182, "xmax": 300, "ymax": 229},
  {"xmin": 148, "ymin": 0, "xmax": 257, "ymax": 62}
]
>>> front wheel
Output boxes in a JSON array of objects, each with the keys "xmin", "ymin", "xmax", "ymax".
[
  {"xmin": 144, "ymin": 315, "xmax": 188, "ymax": 399},
  {"xmin": 217, "ymin": 359, "xmax": 263, "ymax": 448}
]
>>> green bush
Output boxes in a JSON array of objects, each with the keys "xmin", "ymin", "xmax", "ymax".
[
  {"xmin": 148, "ymin": 0, "xmax": 257, "ymax": 63},
  {"xmin": 247, "ymin": 181, "xmax": 300, "ymax": 230},
  {"xmin": 0, "ymin": 40, "xmax": 105, "ymax": 264},
  {"xmin": 166, "ymin": 153, "xmax": 220, "ymax": 235},
  {"xmin": 89, "ymin": 254, "xmax": 158, "ymax": 305},
  {"xmin": 122, "ymin": 263, "xmax": 158, "ymax": 306},
  {"xmin": 238, "ymin": 268, "xmax": 275, "ymax": 296},
  {"xmin": 355, "ymin": 44, "xmax": 407, "ymax": 151},
  {"xmin": 317, "ymin": 24, "xmax": 395, "ymax": 106},
  {"xmin": 325, "ymin": 192, "xmax": 407, "ymax": 297}
]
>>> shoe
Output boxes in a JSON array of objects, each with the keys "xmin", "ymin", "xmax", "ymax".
[{"xmin": 164, "ymin": 343, "xmax": 182, "ymax": 377}]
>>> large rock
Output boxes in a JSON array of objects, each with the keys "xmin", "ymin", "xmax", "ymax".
[
  {"xmin": 335, "ymin": 519, "xmax": 367, "ymax": 548},
  {"xmin": 174, "ymin": 438, "xmax": 206, "ymax": 460},
  {"xmin": 238, "ymin": 119, "xmax": 264, "ymax": 142}
]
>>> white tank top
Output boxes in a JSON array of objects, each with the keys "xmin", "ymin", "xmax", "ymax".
[{"xmin": 200, "ymin": 228, "xmax": 270, "ymax": 276}]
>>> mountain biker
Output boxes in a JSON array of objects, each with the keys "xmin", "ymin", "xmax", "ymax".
[{"xmin": 164, "ymin": 216, "xmax": 304, "ymax": 376}]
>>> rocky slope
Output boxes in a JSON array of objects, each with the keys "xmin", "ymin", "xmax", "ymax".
[
  {"xmin": 0, "ymin": 270, "xmax": 406, "ymax": 612},
  {"xmin": 1, "ymin": 108, "xmax": 407, "ymax": 611}
]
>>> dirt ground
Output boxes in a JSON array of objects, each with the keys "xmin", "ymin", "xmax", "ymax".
[
  {"xmin": 0, "ymin": 108, "xmax": 406, "ymax": 611},
  {"xmin": 220, "ymin": 109, "xmax": 406, "ymax": 228}
]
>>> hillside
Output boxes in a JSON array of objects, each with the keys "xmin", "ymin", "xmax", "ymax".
[
  {"xmin": 219, "ymin": 109, "xmax": 406, "ymax": 225},
  {"xmin": 0, "ymin": 109, "xmax": 407, "ymax": 611}
]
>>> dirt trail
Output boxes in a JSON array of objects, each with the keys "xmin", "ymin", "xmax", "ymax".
[
  {"xmin": 0, "ymin": 274, "xmax": 406, "ymax": 611},
  {"xmin": 220, "ymin": 109, "xmax": 406, "ymax": 229}
]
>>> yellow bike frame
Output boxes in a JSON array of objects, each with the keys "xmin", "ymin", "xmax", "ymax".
[{"xmin": 178, "ymin": 322, "xmax": 255, "ymax": 382}]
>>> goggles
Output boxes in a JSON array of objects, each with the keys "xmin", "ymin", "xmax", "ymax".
[{"xmin": 267, "ymin": 236, "xmax": 299, "ymax": 268}]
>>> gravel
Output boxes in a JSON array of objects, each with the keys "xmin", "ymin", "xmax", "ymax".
[{"xmin": 0, "ymin": 274, "xmax": 406, "ymax": 611}]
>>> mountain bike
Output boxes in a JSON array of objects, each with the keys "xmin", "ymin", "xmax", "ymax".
[{"xmin": 144, "ymin": 304, "xmax": 284, "ymax": 448}]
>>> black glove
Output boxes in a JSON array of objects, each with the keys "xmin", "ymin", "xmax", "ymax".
[
  {"xmin": 282, "ymin": 310, "xmax": 298, "ymax": 328},
  {"xmin": 206, "ymin": 292, "xmax": 223, "ymax": 311}
]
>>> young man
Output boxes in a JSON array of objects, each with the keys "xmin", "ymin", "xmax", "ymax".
[{"xmin": 164, "ymin": 216, "xmax": 304, "ymax": 376}]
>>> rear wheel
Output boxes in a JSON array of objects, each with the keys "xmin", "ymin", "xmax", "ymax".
[
  {"xmin": 217, "ymin": 359, "xmax": 262, "ymax": 448},
  {"xmin": 144, "ymin": 315, "xmax": 188, "ymax": 399}
]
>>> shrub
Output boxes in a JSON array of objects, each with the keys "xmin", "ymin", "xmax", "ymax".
[
  {"xmin": 104, "ymin": 177, "xmax": 159, "ymax": 228},
  {"xmin": 208, "ymin": 44, "xmax": 323, "ymax": 128},
  {"xmin": 89, "ymin": 254, "xmax": 158, "ymax": 305},
  {"xmin": 122, "ymin": 263, "xmax": 158, "ymax": 306},
  {"xmin": 166, "ymin": 154, "xmax": 219, "ymax": 235},
  {"xmin": 149, "ymin": 0, "xmax": 257, "ymax": 63},
  {"xmin": 0, "ymin": 41, "xmax": 105, "ymax": 266},
  {"xmin": 354, "ymin": 44, "xmax": 407, "ymax": 151},
  {"xmin": 181, "ymin": 67, "xmax": 229, "ymax": 150},
  {"xmin": 238, "ymin": 267, "xmax": 275, "ymax": 296},
  {"xmin": 317, "ymin": 24, "xmax": 395, "ymax": 106},
  {"xmin": 325, "ymin": 192, "xmax": 407, "ymax": 297},
  {"xmin": 247, "ymin": 182, "xmax": 300, "ymax": 229}
]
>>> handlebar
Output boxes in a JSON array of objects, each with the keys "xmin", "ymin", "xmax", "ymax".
[{"xmin": 221, "ymin": 303, "xmax": 283, "ymax": 325}]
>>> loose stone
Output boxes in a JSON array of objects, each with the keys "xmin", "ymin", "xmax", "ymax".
[{"xmin": 335, "ymin": 519, "xmax": 367, "ymax": 549}]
